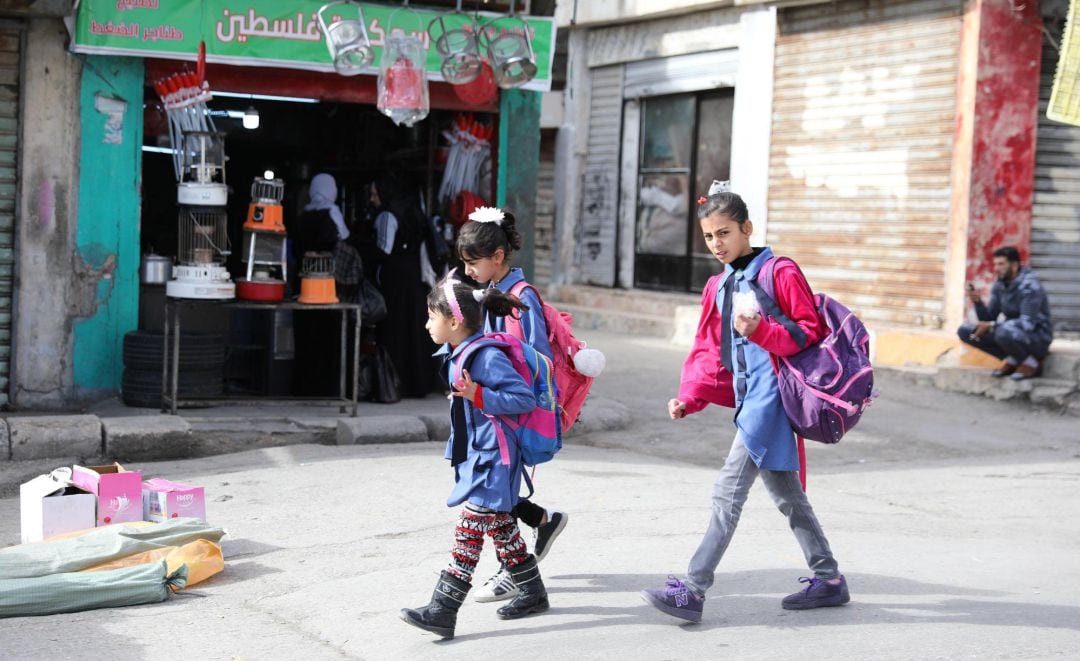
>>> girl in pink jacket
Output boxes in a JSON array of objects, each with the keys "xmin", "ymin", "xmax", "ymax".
[{"xmin": 641, "ymin": 189, "xmax": 850, "ymax": 623}]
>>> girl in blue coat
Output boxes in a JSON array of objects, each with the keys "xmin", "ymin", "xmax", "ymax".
[
  {"xmin": 400, "ymin": 274, "xmax": 550, "ymax": 640},
  {"xmin": 455, "ymin": 206, "xmax": 568, "ymax": 603}
]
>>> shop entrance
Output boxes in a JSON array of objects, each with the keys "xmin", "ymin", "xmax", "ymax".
[
  {"xmin": 138, "ymin": 63, "xmax": 496, "ymax": 401},
  {"xmin": 633, "ymin": 88, "xmax": 734, "ymax": 292}
]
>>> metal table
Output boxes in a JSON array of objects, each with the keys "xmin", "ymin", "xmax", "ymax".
[{"xmin": 161, "ymin": 298, "xmax": 362, "ymax": 416}]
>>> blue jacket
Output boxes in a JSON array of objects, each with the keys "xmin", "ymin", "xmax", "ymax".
[
  {"xmin": 975, "ymin": 267, "xmax": 1053, "ymax": 345},
  {"xmin": 718, "ymin": 247, "xmax": 799, "ymax": 471},
  {"xmin": 436, "ymin": 333, "xmax": 537, "ymax": 512},
  {"xmin": 485, "ymin": 268, "xmax": 554, "ymax": 361}
]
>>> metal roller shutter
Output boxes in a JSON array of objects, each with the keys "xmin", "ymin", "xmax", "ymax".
[
  {"xmin": 534, "ymin": 132, "xmax": 556, "ymax": 287},
  {"xmin": 577, "ymin": 64, "xmax": 623, "ymax": 287},
  {"xmin": 0, "ymin": 24, "xmax": 19, "ymax": 407},
  {"xmin": 1032, "ymin": 22, "xmax": 1080, "ymax": 332},
  {"xmin": 768, "ymin": 0, "xmax": 962, "ymax": 328}
]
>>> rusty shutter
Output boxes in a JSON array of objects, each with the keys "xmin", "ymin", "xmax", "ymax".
[
  {"xmin": 1032, "ymin": 23, "xmax": 1080, "ymax": 332},
  {"xmin": 533, "ymin": 131, "xmax": 556, "ymax": 287},
  {"xmin": 577, "ymin": 64, "xmax": 623, "ymax": 287},
  {"xmin": 0, "ymin": 24, "xmax": 20, "ymax": 407},
  {"xmin": 768, "ymin": 0, "xmax": 962, "ymax": 328}
]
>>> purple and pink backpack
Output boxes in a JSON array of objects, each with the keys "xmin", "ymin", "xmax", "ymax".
[{"xmin": 750, "ymin": 257, "xmax": 876, "ymax": 444}]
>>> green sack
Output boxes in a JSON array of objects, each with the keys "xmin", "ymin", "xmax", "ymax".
[{"xmin": 0, "ymin": 560, "xmax": 188, "ymax": 618}]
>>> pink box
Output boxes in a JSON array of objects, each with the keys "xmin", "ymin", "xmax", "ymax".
[
  {"xmin": 142, "ymin": 478, "xmax": 206, "ymax": 522},
  {"xmin": 71, "ymin": 463, "xmax": 144, "ymax": 526}
]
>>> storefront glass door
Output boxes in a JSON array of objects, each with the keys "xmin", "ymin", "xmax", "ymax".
[{"xmin": 634, "ymin": 89, "xmax": 734, "ymax": 291}]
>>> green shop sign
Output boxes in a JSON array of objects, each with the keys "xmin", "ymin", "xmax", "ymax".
[{"xmin": 72, "ymin": 0, "xmax": 556, "ymax": 91}]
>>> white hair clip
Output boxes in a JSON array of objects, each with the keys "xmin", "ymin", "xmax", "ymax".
[
  {"xmin": 468, "ymin": 206, "xmax": 505, "ymax": 225},
  {"xmin": 708, "ymin": 180, "xmax": 732, "ymax": 196},
  {"xmin": 472, "ymin": 289, "xmax": 486, "ymax": 302}
]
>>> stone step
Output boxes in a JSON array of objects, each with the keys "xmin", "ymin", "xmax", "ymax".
[
  {"xmin": 558, "ymin": 302, "xmax": 674, "ymax": 338},
  {"xmin": 934, "ymin": 366, "xmax": 1077, "ymax": 407},
  {"xmin": 1044, "ymin": 350, "xmax": 1080, "ymax": 381},
  {"xmin": 553, "ymin": 284, "xmax": 698, "ymax": 318}
]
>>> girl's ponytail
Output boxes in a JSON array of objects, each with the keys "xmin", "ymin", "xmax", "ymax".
[
  {"xmin": 427, "ymin": 273, "xmax": 529, "ymax": 332},
  {"xmin": 478, "ymin": 287, "xmax": 529, "ymax": 319}
]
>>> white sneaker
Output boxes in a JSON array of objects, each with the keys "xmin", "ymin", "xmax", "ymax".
[{"xmin": 473, "ymin": 567, "xmax": 519, "ymax": 602}]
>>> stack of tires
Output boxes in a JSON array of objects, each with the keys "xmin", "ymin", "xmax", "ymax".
[{"xmin": 121, "ymin": 330, "xmax": 226, "ymax": 408}]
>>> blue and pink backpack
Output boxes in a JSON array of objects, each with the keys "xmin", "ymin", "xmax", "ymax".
[
  {"xmin": 750, "ymin": 257, "xmax": 876, "ymax": 444},
  {"xmin": 452, "ymin": 332, "xmax": 562, "ymax": 467}
]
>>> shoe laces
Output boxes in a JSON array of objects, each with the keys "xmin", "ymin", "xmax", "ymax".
[
  {"xmin": 663, "ymin": 575, "xmax": 690, "ymax": 596},
  {"xmin": 796, "ymin": 576, "xmax": 825, "ymax": 593}
]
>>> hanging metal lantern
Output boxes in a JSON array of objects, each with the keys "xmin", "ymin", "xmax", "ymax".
[
  {"xmin": 317, "ymin": 1, "xmax": 375, "ymax": 76},
  {"xmin": 478, "ymin": 6, "xmax": 537, "ymax": 89},
  {"xmin": 428, "ymin": 1, "xmax": 482, "ymax": 85}
]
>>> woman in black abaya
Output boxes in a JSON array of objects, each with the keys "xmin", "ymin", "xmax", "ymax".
[{"xmin": 370, "ymin": 174, "xmax": 436, "ymax": 398}]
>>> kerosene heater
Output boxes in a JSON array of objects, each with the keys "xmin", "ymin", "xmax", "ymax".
[
  {"xmin": 297, "ymin": 251, "xmax": 338, "ymax": 304},
  {"xmin": 166, "ymin": 130, "xmax": 235, "ymax": 300},
  {"xmin": 236, "ymin": 174, "xmax": 288, "ymax": 302}
]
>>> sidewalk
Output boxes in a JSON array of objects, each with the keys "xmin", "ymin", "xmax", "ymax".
[{"xmin": 0, "ymin": 378, "xmax": 631, "ymax": 495}]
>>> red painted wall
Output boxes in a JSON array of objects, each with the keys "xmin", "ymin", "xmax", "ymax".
[{"xmin": 964, "ymin": 0, "xmax": 1042, "ymax": 285}]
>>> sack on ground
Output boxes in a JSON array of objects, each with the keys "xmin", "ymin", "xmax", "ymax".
[
  {"xmin": 453, "ymin": 333, "xmax": 561, "ymax": 466},
  {"xmin": 751, "ymin": 257, "xmax": 875, "ymax": 444},
  {"xmin": 505, "ymin": 283, "xmax": 601, "ymax": 432}
]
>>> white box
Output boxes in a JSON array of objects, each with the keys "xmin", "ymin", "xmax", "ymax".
[{"xmin": 19, "ymin": 473, "xmax": 97, "ymax": 544}]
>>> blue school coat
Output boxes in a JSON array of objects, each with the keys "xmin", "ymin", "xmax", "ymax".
[{"xmin": 436, "ymin": 332, "xmax": 537, "ymax": 512}]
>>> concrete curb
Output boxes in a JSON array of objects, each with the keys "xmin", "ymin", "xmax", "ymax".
[
  {"xmin": 102, "ymin": 415, "xmax": 193, "ymax": 462},
  {"xmin": 7, "ymin": 415, "xmax": 102, "ymax": 461},
  {"xmin": 337, "ymin": 415, "xmax": 429, "ymax": 445}
]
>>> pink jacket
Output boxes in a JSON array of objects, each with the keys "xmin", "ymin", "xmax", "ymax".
[{"xmin": 678, "ymin": 258, "xmax": 826, "ymax": 416}]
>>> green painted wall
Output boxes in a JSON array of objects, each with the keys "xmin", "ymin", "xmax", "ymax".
[
  {"xmin": 496, "ymin": 89, "xmax": 541, "ymax": 282},
  {"xmin": 74, "ymin": 56, "xmax": 143, "ymax": 392}
]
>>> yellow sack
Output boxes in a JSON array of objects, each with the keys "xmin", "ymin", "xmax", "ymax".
[{"xmin": 83, "ymin": 539, "xmax": 224, "ymax": 588}]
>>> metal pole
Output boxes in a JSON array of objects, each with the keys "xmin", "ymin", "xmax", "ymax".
[
  {"xmin": 352, "ymin": 305, "xmax": 361, "ymax": 417},
  {"xmin": 171, "ymin": 302, "xmax": 181, "ymax": 415},
  {"xmin": 339, "ymin": 307, "xmax": 347, "ymax": 414},
  {"xmin": 161, "ymin": 299, "xmax": 170, "ymax": 412}
]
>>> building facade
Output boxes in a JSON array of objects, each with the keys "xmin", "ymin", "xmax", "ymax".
[{"xmin": 555, "ymin": 0, "xmax": 1064, "ymax": 365}]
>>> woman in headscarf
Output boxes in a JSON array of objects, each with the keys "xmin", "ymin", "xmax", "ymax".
[{"xmin": 371, "ymin": 173, "xmax": 437, "ymax": 398}]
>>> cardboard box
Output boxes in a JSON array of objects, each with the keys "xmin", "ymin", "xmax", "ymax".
[
  {"xmin": 71, "ymin": 463, "xmax": 143, "ymax": 526},
  {"xmin": 142, "ymin": 478, "xmax": 206, "ymax": 522},
  {"xmin": 20, "ymin": 472, "xmax": 97, "ymax": 543}
]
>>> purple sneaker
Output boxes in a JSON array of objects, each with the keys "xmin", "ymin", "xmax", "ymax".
[
  {"xmin": 640, "ymin": 576, "xmax": 704, "ymax": 623},
  {"xmin": 781, "ymin": 575, "xmax": 851, "ymax": 610}
]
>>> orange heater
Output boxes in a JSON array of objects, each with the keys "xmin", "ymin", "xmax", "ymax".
[
  {"xmin": 237, "ymin": 175, "xmax": 287, "ymax": 302},
  {"xmin": 297, "ymin": 251, "xmax": 339, "ymax": 304}
]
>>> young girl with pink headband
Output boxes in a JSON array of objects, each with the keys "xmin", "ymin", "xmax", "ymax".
[{"xmin": 400, "ymin": 272, "xmax": 552, "ymax": 640}]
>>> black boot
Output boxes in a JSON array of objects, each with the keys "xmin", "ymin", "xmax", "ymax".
[
  {"xmin": 400, "ymin": 570, "xmax": 471, "ymax": 639},
  {"xmin": 496, "ymin": 555, "xmax": 549, "ymax": 620}
]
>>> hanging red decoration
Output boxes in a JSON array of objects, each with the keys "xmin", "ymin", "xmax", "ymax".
[{"xmin": 452, "ymin": 60, "xmax": 498, "ymax": 107}]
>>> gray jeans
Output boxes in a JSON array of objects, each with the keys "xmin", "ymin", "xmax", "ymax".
[{"xmin": 686, "ymin": 433, "xmax": 839, "ymax": 595}]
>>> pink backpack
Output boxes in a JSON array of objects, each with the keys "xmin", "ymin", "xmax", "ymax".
[{"xmin": 505, "ymin": 282, "xmax": 593, "ymax": 432}]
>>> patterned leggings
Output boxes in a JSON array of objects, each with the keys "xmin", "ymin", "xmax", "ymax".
[{"xmin": 449, "ymin": 503, "xmax": 529, "ymax": 583}]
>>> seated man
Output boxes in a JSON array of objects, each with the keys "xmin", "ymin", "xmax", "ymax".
[{"xmin": 958, "ymin": 246, "xmax": 1053, "ymax": 380}]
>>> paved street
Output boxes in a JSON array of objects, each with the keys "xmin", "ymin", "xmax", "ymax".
[{"xmin": 1, "ymin": 331, "xmax": 1078, "ymax": 660}]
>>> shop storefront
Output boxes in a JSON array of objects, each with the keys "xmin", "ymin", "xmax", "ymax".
[
  {"xmin": 565, "ymin": 4, "xmax": 776, "ymax": 292},
  {"xmin": 58, "ymin": 0, "xmax": 555, "ymax": 403}
]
